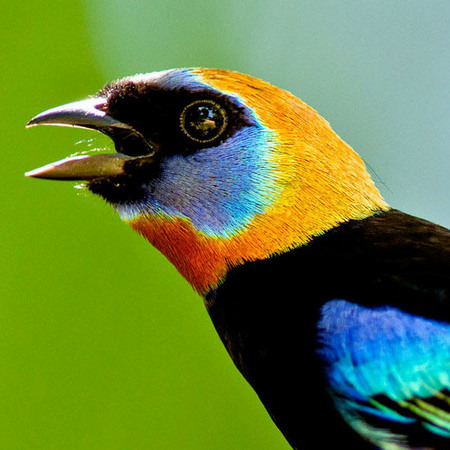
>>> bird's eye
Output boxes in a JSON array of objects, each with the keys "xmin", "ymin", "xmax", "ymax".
[{"xmin": 180, "ymin": 100, "xmax": 228, "ymax": 143}]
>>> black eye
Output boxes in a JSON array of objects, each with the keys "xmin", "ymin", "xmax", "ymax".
[{"xmin": 180, "ymin": 100, "xmax": 228, "ymax": 143}]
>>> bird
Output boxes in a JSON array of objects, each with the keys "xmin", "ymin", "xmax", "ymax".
[{"xmin": 26, "ymin": 68, "xmax": 450, "ymax": 449}]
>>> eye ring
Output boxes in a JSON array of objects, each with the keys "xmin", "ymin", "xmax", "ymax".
[{"xmin": 180, "ymin": 100, "xmax": 228, "ymax": 143}]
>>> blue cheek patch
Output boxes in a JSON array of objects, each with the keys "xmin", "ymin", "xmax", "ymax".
[
  {"xmin": 116, "ymin": 69, "xmax": 281, "ymax": 238},
  {"xmin": 118, "ymin": 125, "xmax": 280, "ymax": 239}
]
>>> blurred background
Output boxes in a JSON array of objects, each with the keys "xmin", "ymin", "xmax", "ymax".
[{"xmin": 2, "ymin": 1, "xmax": 450, "ymax": 449}]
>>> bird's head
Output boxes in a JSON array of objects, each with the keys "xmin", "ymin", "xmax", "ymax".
[{"xmin": 27, "ymin": 69, "xmax": 388, "ymax": 294}]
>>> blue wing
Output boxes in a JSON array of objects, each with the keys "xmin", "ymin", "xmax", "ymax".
[{"xmin": 317, "ymin": 300, "xmax": 450, "ymax": 449}]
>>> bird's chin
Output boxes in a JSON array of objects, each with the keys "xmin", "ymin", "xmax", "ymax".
[{"xmin": 86, "ymin": 173, "xmax": 150, "ymax": 205}]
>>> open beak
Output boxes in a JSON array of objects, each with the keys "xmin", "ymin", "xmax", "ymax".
[{"xmin": 25, "ymin": 97, "xmax": 154, "ymax": 180}]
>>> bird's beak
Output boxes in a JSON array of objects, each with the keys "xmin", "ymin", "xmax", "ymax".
[
  {"xmin": 26, "ymin": 97, "xmax": 130, "ymax": 131},
  {"xmin": 25, "ymin": 97, "xmax": 154, "ymax": 180}
]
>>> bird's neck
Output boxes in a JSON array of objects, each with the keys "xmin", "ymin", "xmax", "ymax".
[{"xmin": 128, "ymin": 180, "xmax": 387, "ymax": 295}]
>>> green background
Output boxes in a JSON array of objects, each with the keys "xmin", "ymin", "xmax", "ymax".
[{"xmin": 3, "ymin": 1, "xmax": 450, "ymax": 449}]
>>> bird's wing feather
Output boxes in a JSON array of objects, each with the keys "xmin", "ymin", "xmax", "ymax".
[{"xmin": 317, "ymin": 299, "xmax": 450, "ymax": 449}]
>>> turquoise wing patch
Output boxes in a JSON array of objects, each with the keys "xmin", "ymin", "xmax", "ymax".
[{"xmin": 316, "ymin": 299, "xmax": 450, "ymax": 449}]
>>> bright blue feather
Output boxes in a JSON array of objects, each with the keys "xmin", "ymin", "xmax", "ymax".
[{"xmin": 316, "ymin": 299, "xmax": 450, "ymax": 448}]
